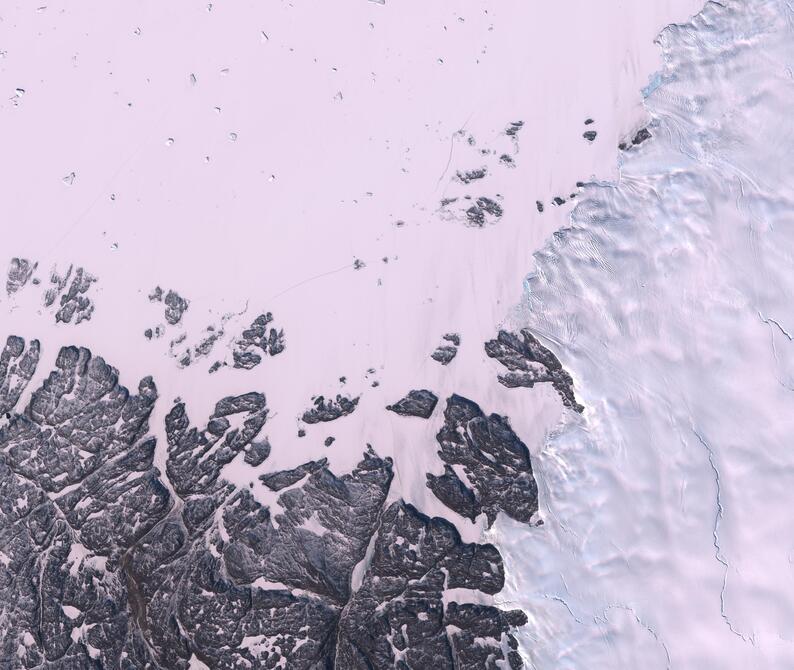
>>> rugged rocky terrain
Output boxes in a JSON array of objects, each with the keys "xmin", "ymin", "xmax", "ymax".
[
  {"xmin": 485, "ymin": 329, "xmax": 583, "ymax": 412},
  {"xmin": 0, "ymin": 337, "xmax": 536, "ymax": 668}
]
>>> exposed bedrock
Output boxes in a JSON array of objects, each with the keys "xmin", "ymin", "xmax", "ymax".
[
  {"xmin": 6, "ymin": 257, "xmax": 36, "ymax": 295},
  {"xmin": 427, "ymin": 394, "xmax": 539, "ymax": 527},
  {"xmin": 301, "ymin": 393, "xmax": 359, "ymax": 424},
  {"xmin": 0, "ymin": 337, "xmax": 530, "ymax": 668},
  {"xmin": 386, "ymin": 389, "xmax": 439, "ymax": 418},
  {"xmin": 336, "ymin": 500, "xmax": 527, "ymax": 669},
  {"xmin": 485, "ymin": 328, "xmax": 584, "ymax": 412}
]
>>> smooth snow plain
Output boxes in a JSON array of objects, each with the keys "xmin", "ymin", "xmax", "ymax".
[{"xmin": 496, "ymin": 1, "xmax": 794, "ymax": 667}]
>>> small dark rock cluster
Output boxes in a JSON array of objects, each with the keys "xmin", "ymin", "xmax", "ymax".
[
  {"xmin": 301, "ymin": 393, "xmax": 360, "ymax": 424},
  {"xmin": 619, "ymin": 126, "xmax": 652, "ymax": 150},
  {"xmin": 505, "ymin": 120, "xmax": 524, "ymax": 137},
  {"xmin": 437, "ymin": 121, "xmax": 522, "ymax": 228},
  {"xmin": 6, "ymin": 257, "xmax": 36, "ymax": 295},
  {"xmin": 386, "ymin": 389, "xmax": 439, "ymax": 418},
  {"xmin": 149, "ymin": 286, "xmax": 190, "ymax": 325},
  {"xmin": 47, "ymin": 266, "xmax": 97, "ymax": 324},
  {"xmin": 485, "ymin": 328, "xmax": 584, "ymax": 412},
  {"xmin": 582, "ymin": 117, "xmax": 597, "ymax": 142},
  {"xmin": 6, "ymin": 259, "xmax": 98, "ymax": 324},
  {"xmin": 231, "ymin": 312, "xmax": 286, "ymax": 370},
  {"xmin": 456, "ymin": 167, "xmax": 488, "ymax": 184},
  {"xmin": 533, "ymin": 119, "xmax": 605, "ymax": 212},
  {"xmin": 431, "ymin": 332, "xmax": 460, "ymax": 365},
  {"xmin": 465, "ymin": 196, "xmax": 504, "ymax": 227}
]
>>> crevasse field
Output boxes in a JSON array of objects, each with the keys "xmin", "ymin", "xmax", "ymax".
[{"xmin": 498, "ymin": 1, "xmax": 794, "ymax": 667}]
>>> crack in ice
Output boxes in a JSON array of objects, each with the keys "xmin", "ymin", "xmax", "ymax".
[
  {"xmin": 543, "ymin": 594, "xmax": 586, "ymax": 625},
  {"xmin": 692, "ymin": 428, "xmax": 753, "ymax": 644},
  {"xmin": 598, "ymin": 604, "xmax": 671, "ymax": 669},
  {"xmin": 759, "ymin": 311, "xmax": 793, "ymax": 341}
]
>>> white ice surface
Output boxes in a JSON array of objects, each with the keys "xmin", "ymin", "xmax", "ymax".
[{"xmin": 496, "ymin": 1, "xmax": 794, "ymax": 667}]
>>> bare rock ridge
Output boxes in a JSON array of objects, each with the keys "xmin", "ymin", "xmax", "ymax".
[
  {"xmin": 0, "ymin": 336, "xmax": 531, "ymax": 668},
  {"xmin": 485, "ymin": 328, "xmax": 584, "ymax": 412}
]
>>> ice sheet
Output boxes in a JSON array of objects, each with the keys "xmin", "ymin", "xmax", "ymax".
[{"xmin": 497, "ymin": 1, "xmax": 794, "ymax": 666}]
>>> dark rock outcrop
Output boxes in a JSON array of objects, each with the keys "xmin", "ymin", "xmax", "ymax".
[
  {"xmin": 465, "ymin": 196, "xmax": 504, "ymax": 227},
  {"xmin": 260, "ymin": 458, "xmax": 328, "ymax": 491},
  {"xmin": 619, "ymin": 126, "xmax": 652, "ymax": 151},
  {"xmin": 301, "ymin": 394, "xmax": 359, "ymax": 424},
  {"xmin": 0, "ymin": 335, "xmax": 39, "ymax": 415},
  {"xmin": 484, "ymin": 329, "xmax": 583, "ymax": 412},
  {"xmin": 386, "ymin": 389, "xmax": 438, "ymax": 418},
  {"xmin": 0, "ymin": 338, "xmax": 529, "ymax": 668},
  {"xmin": 431, "ymin": 345, "xmax": 457, "ymax": 365},
  {"xmin": 164, "ymin": 290, "xmax": 189, "ymax": 325},
  {"xmin": 336, "ymin": 501, "xmax": 527, "ymax": 669},
  {"xmin": 426, "ymin": 394, "xmax": 538, "ymax": 527},
  {"xmin": 232, "ymin": 312, "xmax": 286, "ymax": 370},
  {"xmin": 505, "ymin": 120, "xmax": 524, "ymax": 137},
  {"xmin": 43, "ymin": 266, "xmax": 97, "ymax": 324},
  {"xmin": 456, "ymin": 167, "xmax": 487, "ymax": 184},
  {"xmin": 6, "ymin": 257, "xmax": 36, "ymax": 295}
]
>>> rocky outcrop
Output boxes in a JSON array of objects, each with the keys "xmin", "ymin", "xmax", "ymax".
[
  {"xmin": 43, "ymin": 266, "xmax": 97, "ymax": 324},
  {"xmin": 0, "ymin": 335, "xmax": 39, "ymax": 415},
  {"xmin": 431, "ymin": 333, "xmax": 461, "ymax": 366},
  {"xmin": 485, "ymin": 329, "xmax": 584, "ymax": 412},
  {"xmin": 232, "ymin": 312, "xmax": 286, "ymax": 370},
  {"xmin": 164, "ymin": 290, "xmax": 189, "ymax": 325},
  {"xmin": 301, "ymin": 394, "xmax": 359, "ymax": 424},
  {"xmin": 260, "ymin": 458, "xmax": 328, "ymax": 491},
  {"xmin": 465, "ymin": 196, "xmax": 504, "ymax": 227},
  {"xmin": 149, "ymin": 286, "xmax": 189, "ymax": 325},
  {"xmin": 6, "ymin": 257, "xmax": 35, "ymax": 295},
  {"xmin": 426, "ymin": 394, "xmax": 538, "ymax": 526},
  {"xmin": 336, "ymin": 501, "xmax": 527, "ymax": 669},
  {"xmin": 0, "ymin": 339, "xmax": 530, "ymax": 668},
  {"xmin": 386, "ymin": 389, "xmax": 438, "ymax": 418}
]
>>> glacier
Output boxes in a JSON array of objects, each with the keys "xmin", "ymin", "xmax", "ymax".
[{"xmin": 496, "ymin": 1, "xmax": 794, "ymax": 667}]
